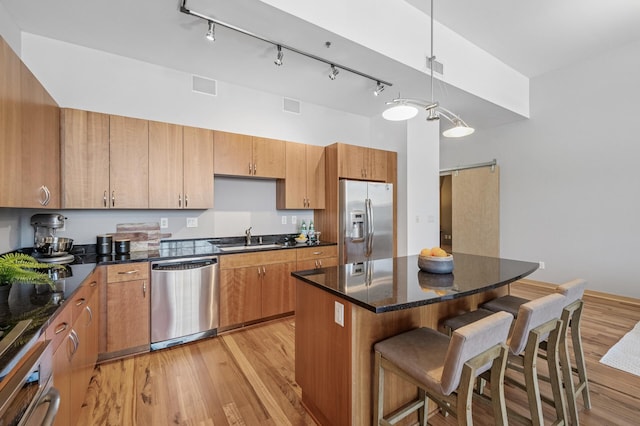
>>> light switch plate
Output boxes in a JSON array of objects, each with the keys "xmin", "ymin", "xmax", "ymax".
[
  {"xmin": 186, "ymin": 217, "xmax": 198, "ymax": 228},
  {"xmin": 335, "ymin": 301, "xmax": 344, "ymax": 327},
  {"xmin": 160, "ymin": 218, "xmax": 168, "ymax": 229},
  {"xmin": 291, "ymin": 216, "xmax": 297, "ymax": 225},
  {"xmin": 281, "ymin": 216, "xmax": 287, "ymax": 225}
]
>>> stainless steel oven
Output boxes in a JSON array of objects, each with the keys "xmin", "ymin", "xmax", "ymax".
[{"xmin": 0, "ymin": 321, "xmax": 60, "ymax": 426}]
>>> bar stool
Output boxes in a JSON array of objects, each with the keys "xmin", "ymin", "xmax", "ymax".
[
  {"xmin": 481, "ymin": 279, "xmax": 590, "ymax": 425},
  {"xmin": 443, "ymin": 293, "xmax": 568, "ymax": 426},
  {"xmin": 373, "ymin": 311, "xmax": 513, "ymax": 426}
]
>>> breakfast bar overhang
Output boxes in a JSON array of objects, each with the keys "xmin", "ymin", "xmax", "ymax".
[{"xmin": 292, "ymin": 253, "xmax": 539, "ymax": 425}]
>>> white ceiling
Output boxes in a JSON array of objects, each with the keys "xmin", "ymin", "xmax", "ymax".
[{"xmin": 3, "ymin": 0, "xmax": 640, "ymax": 130}]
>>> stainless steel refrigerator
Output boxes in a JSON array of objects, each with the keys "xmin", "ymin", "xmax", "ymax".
[{"xmin": 339, "ymin": 179, "xmax": 394, "ymax": 263}]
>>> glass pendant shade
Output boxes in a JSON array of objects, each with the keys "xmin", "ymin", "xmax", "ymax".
[{"xmin": 382, "ymin": 104, "xmax": 419, "ymax": 121}]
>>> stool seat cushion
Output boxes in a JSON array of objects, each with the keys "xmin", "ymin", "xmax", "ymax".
[
  {"xmin": 481, "ymin": 295, "xmax": 529, "ymax": 317},
  {"xmin": 442, "ymin": 308, "xmax": 494, "ymax": 331},
  {"xmin": 374, "ymin": 327, "xmax": 450, "ymax": 394}
]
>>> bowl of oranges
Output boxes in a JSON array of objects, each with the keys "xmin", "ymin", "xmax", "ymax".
[{"xmin": 418, "ymin": 247, "xmax": 453, "ymax": 274}]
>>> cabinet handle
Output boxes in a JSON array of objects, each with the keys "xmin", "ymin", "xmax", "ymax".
[
  {"xmin": 313, "ymin": 251, "xmax": 322, "ymax": 255},
  {"xmin": 257, "ymin": 267, "xmax": 261, "ymax": 276},
  {"xmin": 143, "ymin": 281, "xmax": 147, "ymax": 297},
  {"xmin": 54, "ymin": 322, "xmax": 69, "ymax": 335},
  {"xmin": 185, "ymin": 194, "xmax": 188, "ymax": 208},
  {"xmin": 103, "ymin": 190, "xmax": 108, "ymax": 207},
  {"xmin": 253, "ymin": 163, "xmax": 257, "ymax": 175},
  {"xmin": 262, "ymin": 266, "xmax": 266, "ymax": 275},
  {"xmin": 44, "ymin": 186, "xmax": 51, "ymax": 206},
  {"xmin": 75, "ymin": 297, "xmax": 86, "ymax": 307},
  {"xmin": 118, "ymin": 270, "xmax": 139, "ymax": 275},
  {"xmin": 314, "ymin": 260, "xmax": 318, "ymax": 268},
  {"xmin": 111, "ymin": 191, "xmax": 115, "ymax": 207},
  {"xmin": 38, "ymin": 186, "xmax": 47, "ymax": 206},
  {"xmin": 70, "ymin": 330, "xmax": 79, "ymax": 358},
  {"xmin": 318, "ymin": 260, "xmax": 323, "ymax": 268},
  {"xmin": 178, "ymin": 194, "xmax": 182, "ymax": 208},
  {"xmin": 86, "ymin": 305, "xmax": 93, "ymax": 326},
  {"xmin": 90, "ymin": 281, "xmax": 98, "ymax": 288},
  {"xmin": 249, "ymin": 163, "xmax": 253, "ymax": 174}
]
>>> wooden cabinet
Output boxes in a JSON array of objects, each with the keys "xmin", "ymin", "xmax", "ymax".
[
  {"xmin": 296, "ymin": 245, "xmax": 338, "ymax": 271},
  {"xmin": 337, "ymin": 143, "xmax": 388, "ymax": 182},
  {"xmin": 149, "ymin": 122, "xmax": 214, "ymax": 209},
  {"xmin": 48, "ymin": 272, "xmax": 100, "ymax": 426},
  {"xmin": 276, "ymin": 142, "xmax": 325, "ymax": 209},
  {"xmin": 105, "ymin": 263, "xmax": 150, "ymax": 356},
  {"xmin": 219, "ymin": 250, "xmax": 296, "ymax": 328},
  {"xmin": 1, "ymin": 36, "xmax": 60, "ymax": 208},
  {"xmin": 213, "ymin": 131, "xmax": 285, "ymax": 178},
  {"xmin": 61, "ymin": 109, "xmax": 110, "ymax": 208},
  {"xmin": 109, "ymin": 115, "xmax": 149, "ymax": 208}
]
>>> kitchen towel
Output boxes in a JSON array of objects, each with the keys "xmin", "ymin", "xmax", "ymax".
[{"xmin": 600, "ymin": 321, "xmax": 640, "ymax": 377}]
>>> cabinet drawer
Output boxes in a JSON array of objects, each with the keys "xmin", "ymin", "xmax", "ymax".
[
  {"xmin": 70, "ymin": 283, "xmax": 97, "ymax": 324},
  {"xmin": 220, "ymin": 250, "xmax": 296, "ymax": 269},
  {"xmin": 107, "ymin": 263, "xmax": 149, "ymax": 283},
  {"xmin": 296, "ymin": 245, "xmax": 337, "ymax": 261},
  {"xmin": 46, "ymin": 306, "xmax": 72, "ymax": 353}
]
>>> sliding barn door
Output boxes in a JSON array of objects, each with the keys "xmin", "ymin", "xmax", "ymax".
[{"xmin": 451, "ymin": 166, "xmax": 500, "ymax": 256}]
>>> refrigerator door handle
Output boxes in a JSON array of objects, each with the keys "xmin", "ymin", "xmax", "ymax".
[{"xmin": 365, "ymin": 198, "xmax": 374, "ymax": 257}]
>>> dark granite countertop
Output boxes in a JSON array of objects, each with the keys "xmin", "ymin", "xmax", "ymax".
[{"xmin": 291, "ymin": 253, "xmax": 539, "ymax": 313}]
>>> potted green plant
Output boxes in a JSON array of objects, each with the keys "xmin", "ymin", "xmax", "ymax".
[{"xmin": 0, "ymin": 253, "xmax": 59, "ymax": 288}]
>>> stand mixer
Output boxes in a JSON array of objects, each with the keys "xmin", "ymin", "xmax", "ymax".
[{"xmin": 30, "ymin": 213, "xmax": 75, "ymax": 263}]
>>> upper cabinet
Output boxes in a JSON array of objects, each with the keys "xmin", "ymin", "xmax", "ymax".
[
  {"xmin": 1, "ymin": 36, "xmax": 60, "ymax": 208},
  {"xmin": 61, "ymin": 109, "xmax": 110, "ymax": 208},
  {"xmin": 149, "ymin": 122, "xmax": 214, "ymax": 209},
  {"xmin": 276, "ymin": 142, "xmax": 325, "ymax": 209},
  {"xmin": 337, "ymin": 143, "xmax": 388, "ymax": 182},
  {"xmin": 109, "ymin": 115, "xmax": 149, "ymax": 208},
  {"xmin": 213, "ymin": 131, "xmax": 285, "ymax": 179}
]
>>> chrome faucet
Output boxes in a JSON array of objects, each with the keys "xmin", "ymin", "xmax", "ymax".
[{"xmin": 245, "ymin": 227, "xmax": 252, "ymax": 245}]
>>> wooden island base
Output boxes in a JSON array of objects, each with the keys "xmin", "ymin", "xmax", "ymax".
[{"xmin": 295, "ymin": 279, "xmax": 507, "ymax": 425}]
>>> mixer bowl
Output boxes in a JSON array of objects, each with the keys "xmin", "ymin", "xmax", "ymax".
[{"xmin": 35, "ymin": 236, "xmax": 74, "ymax": 257}]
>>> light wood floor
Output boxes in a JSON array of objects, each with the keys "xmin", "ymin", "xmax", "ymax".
[{"xmin": 78, "ymin": 281, "xmax": 640, "ymax": 425}]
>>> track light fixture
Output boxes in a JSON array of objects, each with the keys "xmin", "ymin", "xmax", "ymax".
[
  {"xmin": 373, "ymin": 81, "xmax": 385, "ymax": 96},
  {"xmin": 328, "ymin": 65, "xmax": 339, "ymax": 80},
  {"xmin": 180, "ymin": 1, "xmax": 392, "ymax": 91},
  {"xmin": 274, "ymin": 45, "xmax": 284, "ymax": 66},
  {"xmin": 205, "ymin": 21, "xmax": 215, "ymax": 42}
]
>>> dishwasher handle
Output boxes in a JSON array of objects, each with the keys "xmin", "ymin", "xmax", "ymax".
[{"xmin": 152, "ymin": 256, "xmax": 218, "ymax": 271}]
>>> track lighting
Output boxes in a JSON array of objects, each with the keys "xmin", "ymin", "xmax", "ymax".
[
  {"xmin": 274, "ymin": 45, "xmax": 283, "ymax": 66},
  {"xmin": 328, "ymin": 65, "xmax": 339, "ymax": 80},
  {"xmin": 373, "ymin": 81, "xmax": 385, "ymax": 96},
  {"xmin": 205, "ymin": 21, "xmax": 215, "ymax": 42}
]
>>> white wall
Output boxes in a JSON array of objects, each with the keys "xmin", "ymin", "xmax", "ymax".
[
  {"xmin": 0, "ymin": 2, "xmax": 20, "ymax": 54},
  {"xmin": 441, "ymin": 39, "xmax": 640, "ymax": 298}
]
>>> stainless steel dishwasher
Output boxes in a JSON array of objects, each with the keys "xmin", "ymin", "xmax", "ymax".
[{"xmin": 150, "ymin": 256, "xmax": 219, "ymax": 351}]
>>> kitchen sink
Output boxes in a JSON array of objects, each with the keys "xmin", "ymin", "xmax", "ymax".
[{"xmin": 217, "ymin": 244, "xmax": 281, "ymax": 252}]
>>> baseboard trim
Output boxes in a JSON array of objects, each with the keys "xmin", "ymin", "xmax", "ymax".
[{"xmin": 515, "ymin": 278, "xmax": 640, "ymax": 308}]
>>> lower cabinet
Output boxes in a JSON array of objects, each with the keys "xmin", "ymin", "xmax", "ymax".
[
  {"xmin": 103, "ymin": 263, "xmax": 150, "ymax": 358},
  {"xmin": 219, "ymin": 250, "xmax": 297, "ymax": 328},
  {"xmin": 48, "ymin": 271, "xmax": 100, "ymax": 426}
]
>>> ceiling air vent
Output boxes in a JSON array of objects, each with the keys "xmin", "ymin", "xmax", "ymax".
[
  {"xmin": 192, "ymin": 75, "xmax": 217, "ymax": 96},
  {"xmin": 283, "ymin": 97, "xmax": 301, "ymax": 114}
]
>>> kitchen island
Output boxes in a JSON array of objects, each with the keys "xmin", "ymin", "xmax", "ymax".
[{"xmin": 292, "ymin": 253, "xmax": 539, "ymax": 426}]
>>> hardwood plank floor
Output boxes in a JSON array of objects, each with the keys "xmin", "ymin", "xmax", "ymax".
[{"xmin": 78, "ymin": 281, "xmax": 640, "ymax": 425}]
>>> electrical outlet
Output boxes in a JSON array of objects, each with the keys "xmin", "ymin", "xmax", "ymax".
[
  {"xmin": 160, "ymin": 218, "xmax": 168, "ymax": 229},
  {"xmin": 291, "ymin": 216, "xmax": 297, "ymax": 225},
  {"xmin": 334, "ymin": 301, "xmax": 344, "ymax": 327},
  {"xmin": 186, "ymin": 217, "xmax": 198, "ymax": 228},
  {"xmin": 281, "ymin": 216, "xmax": 287, "ymax": 225},
  {"xmin": 539, "ymin": 261, "xmax": 545, "ymax": 270}
]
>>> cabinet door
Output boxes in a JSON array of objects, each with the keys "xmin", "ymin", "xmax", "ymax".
[
  {"xmin": 219, "ymin": 267, "xmax": 262, "ymax": 327},
  {"xmin": 305, "ymin": 144, "xmax": 325, "ymax": 208},
  {"xmin": 252, "ymin": 137, "xmax": 285, "ymax": 178},
  {"xmin": 183, "ymin": 126, "xmax": 214, "ymax": 209},
  {"xmin": 366, "ymin": 148, "xmax": 388, "ymax": 182},
  {"xmin": 106, "ymin": 279, "xmax": 150, "ymax": 353},
  {"xmin": 52, "ymin": 333, "xmax": 73, "ymax": 426},
  {"xmin": 61, "ymin": 109, "xmax": 110, "ymax": 208},
  {"xmin": 213, "ymin": 131, "xmax": 253, "ymax": 176},
  {"xmin": 0, "ymin": 38, "xmax": 22, "ymax": 207},
  {"xmin": 109, "ymin": 115, "xmax": 149, "ymax": 208},
  {"xmin": 149, "ymin": 121, "xmax": 183, "ymax": 208},
  {"xmin": 20, "ymin": 62, "xmax": 60, "ymax": 208},
  {"xmin": 278, "ymin": 141, "xmax": 306, "ymax": 209},
  {"xmin": 338, "ymin": 144, "xmax": 366, "ymax": 180},
  {"xmin": 262, "ymin": 261, "xmax": 297, "ymax": 317}
]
